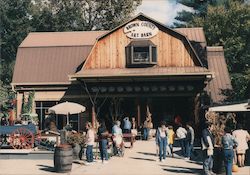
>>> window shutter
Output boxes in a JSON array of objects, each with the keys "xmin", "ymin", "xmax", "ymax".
[
  {"xmin": 125, "ymin": 46, "xmax": 131, "ymax": 66},
  {"xmin": 152, "ymin": 46, "xmax": 157, "ymax": 63}
]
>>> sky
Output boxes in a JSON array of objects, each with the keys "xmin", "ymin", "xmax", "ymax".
[{"xmin": 136, "ymin": 0, "xmax": 192, "ymax": 26}]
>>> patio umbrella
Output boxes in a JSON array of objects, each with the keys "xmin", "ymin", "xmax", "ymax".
[{"xmin": 48, "ymin": 101, "xmax": 86, "ymax": 125}]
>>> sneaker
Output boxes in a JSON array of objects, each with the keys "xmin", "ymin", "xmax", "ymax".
[
  {"xmin": 184, "ymin": 157, "xmax": 190, "ymax": 160},
  {"xmin": 209, "ymin": 171, "xmax": 216, "ymax": 175},
  {"xmin": 85, "ymin": 162, "xmax": 90, "ymax": 165},
  {"xmin": 162, "ymin": 159, "xmax": 166, "ymax": 162},
  {"xmin": 102, "ymin": 160, "xmax": 109, "ymax": 164}
]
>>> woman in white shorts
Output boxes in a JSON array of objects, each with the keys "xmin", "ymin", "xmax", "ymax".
[{"xmin": 232, "ymin": 124, "xmax": 250, "ymax": 167}]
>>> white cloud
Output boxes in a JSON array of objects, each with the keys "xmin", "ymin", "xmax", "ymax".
[{"xmin": 136, "ymin": 0, "xmax": 191, "ymax": 26}]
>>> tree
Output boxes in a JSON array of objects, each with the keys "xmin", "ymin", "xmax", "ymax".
[
  {"xmin": 174, "ymin": 0, "xmax": 246, "ymax": 27},
  {"xmin": 174, "ymin": 0, "xmax": 220, "ymax": 27},
  {"xmin": 175, "ymin": 1, "xmax": 250, "ymax": 101},
  {"xmin": 31, "ymin": 0, "xmax": 142, "ymax": 31},
  {"xmin": 0, "ymin": 0, "xmax": 141, "ymax": 91},
  {"xmin": 0, "ymin": 0, "xmax": 33, "ymax": 85}
]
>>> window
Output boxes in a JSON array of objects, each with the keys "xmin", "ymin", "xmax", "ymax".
[
  {"xmin": 133, "ymin": 47, "xmax": 150, "ymax": 62},
  {"xmin": 126, "ymin": 40, "xmax": 157, "ymax": 67}
]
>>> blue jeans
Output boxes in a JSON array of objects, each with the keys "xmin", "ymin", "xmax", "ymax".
[
  {"xmin": 169, "ymin": 144, "xmax": 174, "ymax": 157},
  {"xmin": 224, "ymin": 149, "xmax": 234, "ymax": 175},
  {"xmin": 158, "ymin": 137, "xmax": 167, "ymax": 161},
  {"xmin": 179, "ymin": 138, "xmax": 186, "ymax": 156},
  {"xmin": 99, "ymin": 139, "xmax": 108, "ymax": 161},
  {"xmin": 143, "ymin": 128, "xmax": 150, "ymax": 140},
  {"xmin": 203, "ymin": 150, "xmax": 213, "ymax": 175},
  {"xmin": 186, "ymin": 142, "xmax": 193, "ymax": 158},
  {"xmin": 86, "ymin": 145, "xmax": 93, "ymax": 162}
]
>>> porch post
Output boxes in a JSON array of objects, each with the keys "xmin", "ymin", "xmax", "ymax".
[
  {"xmin": 136, "ymin": 98, "xmax": 141, "ymax": 127},
  {"xmin": 16, "ymin": 92, "xmax": 23, "ymax": 120},
  {"xmin": 91, "ymin": 105, "xmax": 96, "ymax": 128}
]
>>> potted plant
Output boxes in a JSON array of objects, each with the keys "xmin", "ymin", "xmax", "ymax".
[
  {"xmin": 205, "ymin": 111, "xmax": 236, "ymax": 174},
  {"xmin": 66, "ymin": 132, "xmax": 86, "ymax": 160}
]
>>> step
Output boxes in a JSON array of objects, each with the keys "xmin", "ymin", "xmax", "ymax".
[{"xmin": 0, "ymin": 149, "xmax": 53, "ymax": 160}]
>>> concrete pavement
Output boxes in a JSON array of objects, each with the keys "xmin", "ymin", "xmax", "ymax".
[{"xmin": 0, "ymin": 140, "xmax": 249, "ymax": 175}]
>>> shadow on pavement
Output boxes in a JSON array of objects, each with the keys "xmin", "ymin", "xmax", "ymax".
[
  {"xmin": 162, "ymin": 165, "xmax": 203, "ymax": 175},
  {"xmin": 137, "ymin": 152, "xmax": 157, "ymax": 156},
  {"xmin": 130, "ymin": 157, "xmax": 156, "ymax": 161},
  {"xmin": 37, "ymin": 164, "xmax": 55, "ymax": 173}
]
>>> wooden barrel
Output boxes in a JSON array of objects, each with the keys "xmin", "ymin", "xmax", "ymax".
[{"xmin": 54, "ymin": 144, "xmax": 73, "ymax": 173}]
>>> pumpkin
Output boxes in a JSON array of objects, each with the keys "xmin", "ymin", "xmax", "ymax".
[{"xmin": 232, "ymin": 164, "xmax": 239, "ymax": 172}]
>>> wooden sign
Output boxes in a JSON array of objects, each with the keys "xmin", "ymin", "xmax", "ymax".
[{"xmin": 124, "ymin": 21, "xmax": 159, "ymax": 39}]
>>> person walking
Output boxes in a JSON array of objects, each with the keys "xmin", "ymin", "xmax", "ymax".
[
  {"xmin": 201, "ymin": 122, "xmax": 216, "ymax": 175},
  {"xmin": 123, "ymin": 117, "xmax": 132, "ymax": 133},
  {"xmin": 131, "ymin": 117, "xmax": 137, "ymax": 130},
  {"xmin": 167, "ymin": 125, "xmax": 175, "ymax": 157},
  {"xmin": 85, "ymin": 122, "xmax": 95, "ymax": 165},
  {"xmin": 185, "ymin": 122, "xmax": 195, "ymax": 160},
  {"xmin": 222, "ymin": 127, "xmax": 238, "ymax": 175},
  {"xmin": 97, "ymin": 120, "xmax": 109, "ymax": 164},
  {"xmin": 176, "ymin": 123, "xmax": 187, "ymax": 157},
  {"xmin": 156, "ymin": 121, "xmax": 168, "ymax": 162},
  {"xmin": 112, "ymin": 120, "xmax": 123, "ymax": 156},
  {"xmin": 232, "ymin": 123, "xmax": 250, "ymax": 167},
  {"xmin": 143, "ymin": 116, "xmax": 153, "ymax": 140}
]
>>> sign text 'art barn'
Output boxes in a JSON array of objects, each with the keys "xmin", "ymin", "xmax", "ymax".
[{"xmin": 124, "ymin": 21, "xmax": 159, "ymax": 39}]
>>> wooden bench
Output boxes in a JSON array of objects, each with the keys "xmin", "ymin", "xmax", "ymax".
[{"xmin": 122, "ymin": 133, "xmax": 135, "ymax": 148}]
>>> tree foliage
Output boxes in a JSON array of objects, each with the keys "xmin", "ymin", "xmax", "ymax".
[
  {"xmin": 0, "ymin": 0, "xmax": 33, "ymax": 85},
  {"xmin": 0, "ymin": 0, "xmax": 142, "ymax": 87},
  {"xmin": 32, "ymin": 0, "xmax": 141, "ymax": 31},
  {"xmin": 175, "ymin": 0, "xmax": 250, "ymax": 101}
]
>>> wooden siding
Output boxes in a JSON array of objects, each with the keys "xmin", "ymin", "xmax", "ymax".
[{"xmin": 84, "ymin": 22, "xmax": 197, "ymax": 69}]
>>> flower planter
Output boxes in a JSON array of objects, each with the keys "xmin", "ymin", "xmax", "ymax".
[
  {"xmin": 213, "ymin": 147, "xmax": 225, "ymax": 175},
  {"xmin": 72, "ymin": 143, "xmax": 81, "ymax": 160}
]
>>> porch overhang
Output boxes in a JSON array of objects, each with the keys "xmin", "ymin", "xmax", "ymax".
[{"xmin": 69, "ymin": 67, "xmax": 213, "ymax": 82}]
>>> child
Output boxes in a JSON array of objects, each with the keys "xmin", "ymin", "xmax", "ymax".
[{"xmin": 168, "ymin": 125, "xmax": 175, "ymax": 157}]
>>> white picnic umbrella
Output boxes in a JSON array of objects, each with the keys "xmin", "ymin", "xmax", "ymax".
[{"xmin": 48, "ymin": 101, "xmax": 86, "ymax": 125}]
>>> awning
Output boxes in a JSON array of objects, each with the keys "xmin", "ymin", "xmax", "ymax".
[
  {"xmin": 70, "ymin": 67, "xmax": 213, "ymax": 80},
  {"xmin": 209, "ymin": 102, "xmax": 250, "ymax": 112}
]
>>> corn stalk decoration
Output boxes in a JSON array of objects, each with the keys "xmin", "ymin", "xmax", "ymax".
[
  {"xmin": 108, "ymin": 97, "xmax": 124, "ymax": 123},
  {"xmin": 205, "ymin": 111, "xmax": 237, "ymax": 147}
]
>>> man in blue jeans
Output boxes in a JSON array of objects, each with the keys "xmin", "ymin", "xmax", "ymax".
[
  {"xmin": 97, "ymin": 121, "xmax": 109, "ymax": 164},
  {"xmin": 201, "ymin": 122, "xmax": 216, "ymax": 175},
  {"xmin": 222, "ymin": 127, "xmax": 238, "ymax": 175},
  {"xmin": 185, "ymin": 122, "xmax": 195, "ymax": 160}
]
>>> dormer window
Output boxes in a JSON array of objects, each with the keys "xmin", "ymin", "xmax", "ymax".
[{"xmin": 126, "ymin": 40, "xmax": 157, "ymax": 67}]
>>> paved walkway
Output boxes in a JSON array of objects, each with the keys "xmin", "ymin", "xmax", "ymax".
[{"xmin": 0, "ymin": 140, "xmax": 249, "ymax": 175}]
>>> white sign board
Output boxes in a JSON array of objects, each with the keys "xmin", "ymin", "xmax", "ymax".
[{"xmin": 124, "ymin": 21, "xmax": 159, "ymax": 39}]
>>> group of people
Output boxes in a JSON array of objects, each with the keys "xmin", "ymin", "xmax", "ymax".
[
  {"xmin": 83, "ymin": 116, "xmax": 250, "ymax": 175},
  {"xmin": 84, "ymin": 120, "xmax": 110, "ymax": 165},
  {"xmin": 84, "ymin": 116, "xmax": 139, "ymax": 165},
  {"xmin": 155, "ymin": 121, "xmax": 195, "ymax": 162},
  {"xmin": 201, "ymin": 122, "xmax": 250, "ymax": 175}
]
